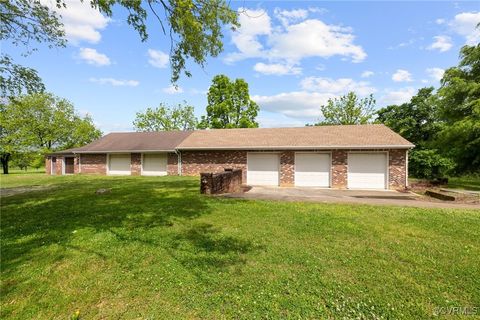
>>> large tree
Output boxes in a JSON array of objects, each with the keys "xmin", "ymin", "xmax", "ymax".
[
  {"xmin": 436, "ymin": 44, "xmax": 480, "ymax": 173},
  {"xmin": 200, "ymin": 75, "xmax": 259, "ymax": 129},
  {"xmin": 315, "ymin": 92, "xmax": 376, "ymax": 125},
  {"xmin": 1, "ymin": 0, "xmax": 238, "ymax": 96},
  {"xmin": 0, "ymin": 93, "xmax": 102, "ymax": 174},
  {"xmin": 133, "ymin": 102, "xmax": 197, "ymax": 131}
]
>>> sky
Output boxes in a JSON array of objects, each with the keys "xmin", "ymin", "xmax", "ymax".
[{"xmin": 5, "ymin": 1, "xmax": 480, "ymax": 133}]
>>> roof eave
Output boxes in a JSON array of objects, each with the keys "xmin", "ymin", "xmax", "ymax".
[{"xmin": 177, "ymin": 145, "xmax": 415, "ymax": 150}]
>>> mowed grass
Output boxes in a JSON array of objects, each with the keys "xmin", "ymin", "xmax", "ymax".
[{"xmin": 1, "ymin": 174, "xmax": 479, "ymax": 319}]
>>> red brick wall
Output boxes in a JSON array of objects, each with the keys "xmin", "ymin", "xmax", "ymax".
[
  {"xmin": 80, "ymin": 154, "xmax": 107, "ymax": 174},
  {"xmin": 167, "ymin": 153, "xmax": 179, "ymax": 175},
  {"xmin": 45, "ymin": 157, "xmax": 52, "ymax": 175},
  {"xmin": 389, "ymin": 149, "xmax": 407, "ymax": 189},
  {"xmin": 74, "ymin": 156, "xmax": 80, "ymax": 174},
  {"xmin": 131, "ymin": 153, "xmax": 141, "ymax": 175},
  {"xmin": 55, "ymin": 156, "xmax": 63, "ymax": 175},
  {"xmin": 332, "ymin": 150, "xmax": 348, "ymax": 188},
  {"xmin": 280, "ymin": 151, "xmax": 295, "ymax": 187},
  {"xmin": 181, "ymin": 150, "xmax": 248, "ymax": 182}
]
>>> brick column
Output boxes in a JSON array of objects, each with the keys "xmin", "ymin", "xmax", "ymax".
[
  {"xmin": 280, "ymin": 151, "xmax": 295, "ymax": 187},
  {"xmin": 131, "ymin": 153, "xmax": 141, "ymax": 175},
  {"xmin": 45, "ymin": 157, "xmax": 51, "ymax": 175},
  {"xmin": 74, "ymin": 155, "xmax": 80, "ymax": 174},
  {"xmin": 389, "ymin": 149, "xmax": 407, "ymax": 190},
  {"xmin": 55, "ymin": 156, "xmax": 63, "ymax": 175},
  {"xmin": 332, "ymin": 150, "xmax": 347, "ymax": 189},
  {"xmin": 167, "ymin": 153, "xmax": 178, "ymax": 175}
]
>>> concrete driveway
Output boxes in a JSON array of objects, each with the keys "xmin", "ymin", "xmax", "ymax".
[{"xmin": 225, "ymin": 186, "xmax": 480, "ymax": 209}]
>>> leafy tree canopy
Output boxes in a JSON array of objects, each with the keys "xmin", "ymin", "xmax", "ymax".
[
  {"xmin": 1, "ymin": 0, "xmax": 238, "ymax": 96},
  {"xmin": 133, "ymin": 102, "xmax": 198, "ymax": 131},
  {"xmin": 0, "ymin": 93, "xmax": 102, "ymax": 173},
  {"xmin": 315, "ymin": 92, "xmax": 376, "ymax": 125},
  {"xmin": 200, "ymin": 75, "xmax": 259, "ymax": 129}
]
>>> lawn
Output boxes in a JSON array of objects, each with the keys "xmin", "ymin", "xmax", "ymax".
[{"xmin": 1, "ymin": 174, "xmax": 479, "ymax": 319}]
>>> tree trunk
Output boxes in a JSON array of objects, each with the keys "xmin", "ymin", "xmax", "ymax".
[{"xmin": 1, "ymin": 153, "xmax": 11, "ymax": 174}]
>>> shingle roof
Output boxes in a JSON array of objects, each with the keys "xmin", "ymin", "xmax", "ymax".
[
  {"xmin": 177, "ymin": 124, "xmax": 414, "ymax": 150},
  {"xmin": 59, "ymin": 131, "xmax": 193, "ymax": 153},
  {"xmin": 52, "ymin": 124, "xmax": 413, "ymax": 154}
]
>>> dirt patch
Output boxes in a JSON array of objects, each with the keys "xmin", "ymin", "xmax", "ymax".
[{"xmin": 1, "ymin": 185, "xmax": 53, "ymax": 197}]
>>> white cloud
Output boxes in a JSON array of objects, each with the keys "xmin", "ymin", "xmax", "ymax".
[
  {"xmin": 274, "ymin": 8, "xmax": 309, "ymax": 27},
  {"xmin": 361, "ymin": 70, "xmax": 374, "ymax": 78},
  {"xmin": 427, "ymin": 35, "xmax": 453, "ymax": 52},
  {"xmin": 147, "ymin": 49, "xmax": 169, "ymax": 68},
  {"xmin": 226, "ymin": 8, "xmax": 366, "ymax": 65},
  {"xmin": 426, "ymin": 67, "xmax": 445, "ymax": 81},
  {"xmin": 300, "ymin": 77, "xmax": 376, "ymax": 95},
  {"xmin": 380, "ymin": 87, "xmax": 415, "ymax": 106},
  {"xmin": 78, "ymin": 48, "xmax": 110, "ymax": 66},
  {"xmin": 253, "ymin": 91, "xmax": 335, "ymax": 119},
  {"xmin": 44, "ymin": 0, "xmax": 110, "ymax": 44},
  {"xmin": 436, "ymin": 18, "xmax": 446, "ymax": 25},
  {"xmin": 89, "ymin": 77, "xmax": 139, "ymax": 87},
  {"xmin": 253, "ymin": 62, "xmax": 302, "ymax": 75},
  {"xmin": 392, "ymin": 69, "xmax": 413, "ymax": 82},
  {"xmin": 450, "ymin": 12, "xmax": 480, "ymax": 45},
  {"xmin": 162, "ymin": 85, "xmax": 184, "ymax": 94}
]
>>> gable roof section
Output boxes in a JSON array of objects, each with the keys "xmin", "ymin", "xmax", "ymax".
[
  {"xmin": 68, "ymin": 131, "xmax": 193, "ymax": 153},
  {"xmin": 177, "ymin": 124, "xmax": 414, "ymax": 150}
]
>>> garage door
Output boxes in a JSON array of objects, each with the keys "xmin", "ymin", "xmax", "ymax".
[
  {"xmin": 295, "ymin": 153, "xmax": 330, "ymax": 187},
  {"xmin": 348, "ymin": 153, "xmax": 387, "ymax": 189},
  {"xmin": 142, "ymin": 153, "xmax": 167, "ymax": 176},
  {"xmin": 247, "ymin": 153, "xmax": 279, "ymax": 186},
  {"xmin": 108, "ymin": 154, "xmax": 131, "ymax": 175}
]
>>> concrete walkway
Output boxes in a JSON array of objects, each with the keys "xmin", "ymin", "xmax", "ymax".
[{"xmin": 224, "ymin": 186, "xmax": 480, "ymax": 210}]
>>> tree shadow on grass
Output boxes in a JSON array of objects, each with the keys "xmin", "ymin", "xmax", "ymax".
[{"xmin": 0, "ymin": 176, "xmax": 261, "ymax": 306}]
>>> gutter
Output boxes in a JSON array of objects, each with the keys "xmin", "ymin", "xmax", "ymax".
[{"xmin": 176, "ymin": 145, "xmax": 415, "ymax": 151}]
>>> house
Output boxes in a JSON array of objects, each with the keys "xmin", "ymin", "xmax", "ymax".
[{"xmin": 46, "ymin": 124, "xmax": 414, "ymax": 190}]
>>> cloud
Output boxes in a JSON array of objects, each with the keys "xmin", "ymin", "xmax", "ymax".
[
  {"xmin": 427, "ymin": 35, "xmax": 453, "ymax": 52},
  {"xmin": 78, "ymin": 48, "xmax": 111, "ymax": 66},
  {"xmin": 436, "ymin": 18, "xmax": 446, "ymax": 25},
  {"xmin": 300, "ymin": 77, "xmax": 376, "ymax": 95},
  {"xmin": 450, "ymin": 12, "xmax": 480, "ymax": 45},
  {"xmin": 45, "ymin": 0, "xmax": 110, "ymax": 44},
  {"xmin": 380, "ymin": 87, "xmax": 415, "ymax": 106},
  {"xmin": 162, "ymin": 85, "xmax": 184, "ymax": 94},
  {"xmin": 361, "ymin": 70, "xmax": 374, "ymax": 78},
  {"xmin": 89, "ymin": 77, "xmax": 139, "ymax": 87},
  {"xmin": 426, "ymin": 67, "xmax": 445, "ymax": 81},
  {"xmin": 147, "ymin": 49, "xmax": 169, "ymax": 68},
  {"xmin": 226, "ymin": 8, "xmax": 366, "ymax": 65},
  {"xmin": 253, "ymin": 62, "xmax": 302, "ymax": 75},
  {"xmin": 274, "ymin": 8, "xmax": 308, "ymax": 27},
  {"xmin": 252, "ymin": 91, "xmax": 334, "ymax": 119},
  {"xmin": 392, "ymin": 69, "xmax": 413, "ymax": 82}
]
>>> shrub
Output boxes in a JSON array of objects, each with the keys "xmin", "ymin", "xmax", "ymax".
[{"xmin": 409, "ymin": 149, "xmax": 455, "ymax": 179}]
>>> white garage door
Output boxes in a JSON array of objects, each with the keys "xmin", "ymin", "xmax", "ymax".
[
  {"xmin": 108, "ymin": 154, "xmax": 131, "ymax": 175},
  {"xmin": 247, "ymin": 153, "xmax": 279, "ymax": 186},
  {"xmin": 348, "ymin": 153, "xmax": 387, "ymax": 189},
  {"xmin": 142, "ymin": 153, "xmax": 167, "ymax": 176},
  {"xmin": 295, "ymin": 153, "xmax": 330, "ymax": 187}
]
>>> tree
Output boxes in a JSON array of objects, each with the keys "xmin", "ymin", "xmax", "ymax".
[
  {"xmin": 1, "ymin": 0, "xmax": 238, "ymax": 95},
  {"xmin": 200, "ymin": 75, "xmax": 259, "ymax": 129},
  {"xmin": 0, "ymin": 93, "xmax": 102, "ymax": 174},
  {"xmin": 133, "ymin": 102, "xmax": 198, "ymax": 131},
  {"xmin": 315, "ymin": 92, "xmax": 375, "ymax": 125},
  {"xmin": 436, "ymin": 44, "xmax": 480, "ymax": 173},
  {"xmin": 376, "ymin": 87, "xmax": 443, "ymax": 149}
]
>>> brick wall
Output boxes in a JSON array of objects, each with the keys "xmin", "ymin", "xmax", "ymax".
[
  {"xmin": 332, "ymin": 150, "xmax": 348, "ymax": 188},
  {"xmin": 131, "ymin": 153, "xmax": 141, "ymax": 175},
  {"xmin": 74, "ymin": 155, "xmax": 80, "ymax": 174},
  {"xmin": 389, "ymin": 149, "xmax": 407, "ymax": 189},
  {"xmin": 45, "ymin": 157, "xmax": 52, "ymax": 175},
  {"xmin": 80, "ymin": 154, "xmax": 107, "ymax": 174},
  {"xmin": 280, "ymin": 151, "xmax": 295, "ymax": 187},
  {"xmin": 200, "ymin": 169, "xmax": 243, "ymax": 194},
  {"xmin": 55, "ymin": 156, "xmax": 63, "ymax": 175},
  {"xmin": 167, "ymin": 153, "xmax": 179, "ymax": 175},
  {"xmin": 181, "ymin": 150, "xmax": 248, "ymax": 182}
]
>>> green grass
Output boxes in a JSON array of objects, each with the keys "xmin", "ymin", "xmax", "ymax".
[
  {"xmin": 447, "ymin": 176, "xmax": 480, "ymax": 191},
  {"xmin": 1, "ymin": 174, "xmax": 479, "ymax": 319}
]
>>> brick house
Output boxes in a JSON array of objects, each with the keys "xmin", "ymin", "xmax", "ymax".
[{"xmin": 46, "ymin": 124, "xmax": 414, "ymax": 190}]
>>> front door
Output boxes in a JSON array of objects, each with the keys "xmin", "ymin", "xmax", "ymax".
[{"xmin": 65, "ymin": 157, "xmax": 74, "ymax": 174}]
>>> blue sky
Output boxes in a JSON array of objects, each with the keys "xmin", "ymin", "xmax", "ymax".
[{"xmin": 6, "ymin": 1, "xmax": 480, "ymax": 132}]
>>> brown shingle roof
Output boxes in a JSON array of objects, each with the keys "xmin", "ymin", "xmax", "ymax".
[
  {"xmin": 177, "ymin": 124, "xmax": 414, "ymax": 150},
  {"xmin": 63, "ymin": 131, "xmax": 193, "ymax": 153}
]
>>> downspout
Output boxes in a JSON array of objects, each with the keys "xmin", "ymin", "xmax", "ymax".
[{"xmin": 175, "ymin": 149, "xmax": 182, "ymax": 176}]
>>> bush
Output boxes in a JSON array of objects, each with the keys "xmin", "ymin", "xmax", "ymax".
[{"xmin": 409, "ymin": 149, "xmax": 455, "ymax": 179}]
